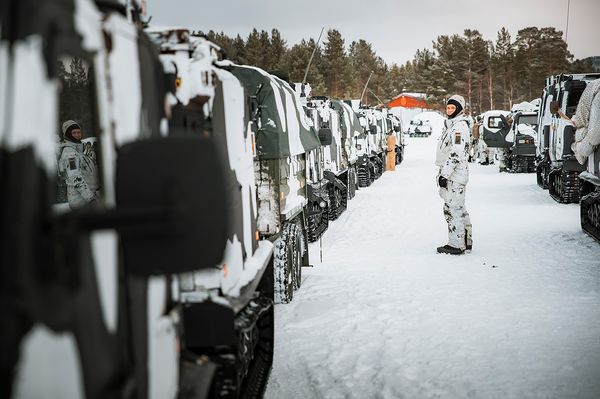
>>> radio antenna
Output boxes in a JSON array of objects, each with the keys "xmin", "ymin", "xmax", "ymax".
[
  {"xmin": 360, "ymin": 71, "xmax": 374, "ymax": 105},
  {"xmin": 303, "ymin": 27, "xmax": 325, "ymax": 84}
]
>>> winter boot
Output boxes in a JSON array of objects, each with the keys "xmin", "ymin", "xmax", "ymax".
[
  {"xmin": 436, "ymin": 245, "xmax": 465, "ymax": 255},
  {"xmin": 465, "ymin": 225, "xmax": 473, "ymax": 251}
]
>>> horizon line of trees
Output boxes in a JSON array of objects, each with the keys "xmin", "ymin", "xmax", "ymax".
[{"xmin": 196, "ymin": 27, "xmax": 595, "ymax": 114}]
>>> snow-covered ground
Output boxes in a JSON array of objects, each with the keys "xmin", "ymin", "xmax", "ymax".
[{"xmin": 265, "ymin": 134, "xmax": 600, "ymax": 399}]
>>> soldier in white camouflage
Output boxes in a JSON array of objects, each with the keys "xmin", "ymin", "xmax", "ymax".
[
  {"xmin": 435, "ymin": 95, "xmax": 472, "ymax": 255},
  {"xmin": 58, "ymin": 120, "xmax": 99, "ymax": 208}
]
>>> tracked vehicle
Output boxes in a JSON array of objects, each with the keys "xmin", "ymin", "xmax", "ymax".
[
  {"xmin": 387, "ymin": 113, "xmax": 405, "ymax": 164},
  {"xmin": 303, "ymin": 93, "xmax": 358, "ymax": 220},
  {"xmin": 546, "ymin": 74, "xmax": 600, "ymax": 203},
  {"xmin": 407, "ymin": 119, "xmax": 432, "ymax": 137},
  {"xmin": 536, "ymin": 78, "xmax": 558, "ymax": 188},
  {"xmin": 1, "ymin": 2, "xmax": 237, "ymax": 398},
  {"xmin": 148, "ymin": 28, "xmax": 281, "ymax": 395},
  {"xmin": 505, "ymin": 103, "xmax": 538, "ymax": 173},
  {"xmin": 574, "ymin": 80, "xmax": 600, "ymax": 242},
  {"xmin": 353, "ymin": 105, "xmax": 387, "ymax": 186},
  {"xmin": 331, "ymin": 98, "xmax": 363, "ymax": 193}
]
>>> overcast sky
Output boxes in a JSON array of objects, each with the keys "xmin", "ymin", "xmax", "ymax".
[{"xmin": 146, "ymin": 0, "xmax": 600, "ymax": 66}]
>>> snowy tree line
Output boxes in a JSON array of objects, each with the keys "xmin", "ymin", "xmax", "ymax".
[{"xmin": 201, "ymin": 27, "xmax": 593, "ymax": 114}]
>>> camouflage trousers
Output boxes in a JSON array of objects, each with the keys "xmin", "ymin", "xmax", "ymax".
[{"xmin": 439, "ymin": 180, "xmax": 472, "ymax": 250}]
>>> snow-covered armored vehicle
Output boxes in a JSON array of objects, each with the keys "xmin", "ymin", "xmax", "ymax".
[
  {"xmin": 303, "ymin": 95, "xmax": 350, "ymax": 220},
  {"xmin": 407, "ymin": 119, "xmax": 432, "ymax": 137},
  {"xmin": 1, "ymin": 1, "xmax": 233, "ymax": 398},
  {"xmin": 148, "ymin": 28, "xmax": 280, "ymax": 395},
  {"xmin": 223, "ymin": 65, "xmax": 323, "ymax": 298},
  {"xmin": 387, "ymin": 113, "xmax": 405, "ymax": 164},
  {"xmin": 343, "ymin": 100, "xmax": 374, "ymax": 187},
  {"xmin": 539, "ymin": 73, "xmax": 600, "ymax": 203},
  {"xmin": 353, "ymin": 105, "xmax": 387, "ymax": 186},
  {"xmin": 331, "ymin": 98, "xmax": 363, "ymax": 191}
]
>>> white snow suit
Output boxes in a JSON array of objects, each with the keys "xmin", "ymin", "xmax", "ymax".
[
  {"xmin": 572, "ymin": 79, "xmax": 600, "ymax": 165},
  {"xmin": 436, "ymin": 114, "xmax": 472, "ymax": 250},
  {"xmin": 58, "ymin": 140, "xmax": 99, "ymax": 208}
]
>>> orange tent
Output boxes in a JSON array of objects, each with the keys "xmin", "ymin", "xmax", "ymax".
[{"xmin": 388, "ymin": 95, "xmax": 427, "ymax": 109}]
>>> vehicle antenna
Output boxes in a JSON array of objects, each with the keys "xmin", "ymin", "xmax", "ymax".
[
  {"xmin": 303, "ymin": 27, "xmax": 325, "ymax": 84},
  {"xmin": 368, "ymin": 88, "xmax": 387, "ymax": 108},
  {"xmin": 565, "ymin": 0, "xmax": 571, "ymax": 43},
  {"xmin": 360, "ymin": 71, "xmax": 374, "ymax": 105}
]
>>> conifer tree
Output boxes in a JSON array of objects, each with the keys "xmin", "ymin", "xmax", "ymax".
[
  {"xmin": 492, "ymin": 27, "xmax": 515, "ymax": 109},
  {"xmin": 322, "ymin": 29, "xmax": 349, "ymax": 98},
  {"xmin": 245, "ymin": 28, "xmax": 262, "ymax": 68},
  {"xmin": 269, "ymin": 29, "xmax": 287, "ymax": 71}
]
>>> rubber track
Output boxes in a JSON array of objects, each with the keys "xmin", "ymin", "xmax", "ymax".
[
  {"xmin": 509, "ymin": 155, "xmax": 536, "ymax": 173},
  {"xmin": 306, "ymin": 205, "xmax": 328, "ymax": 243},
  {"xmin": 581, "ymin": 191, "xmax": 600, "ymax": 243},
  {"xmin": 358, "ymin": 163, "xmax": 371, "ymax": 188},
  {"xmin": 549, "ymin": 169, "xmax": 581, "ymax": 203},
  {"xmin": 536, "ymin": 159, "xmax": 549, "ymax": 189}
]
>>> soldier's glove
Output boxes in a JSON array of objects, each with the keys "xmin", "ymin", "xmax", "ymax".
[{"xmin": 438, "ymin": 176, "xmax": 448, "ymax": 188}]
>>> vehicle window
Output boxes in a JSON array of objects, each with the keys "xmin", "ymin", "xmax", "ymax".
[
  {"xmin": 55, "ymin": 56, "xmax": 102, "ymax": 208},
  {"xmin": 488, "ymin": 116, "xmax": 502, "ymax": 128},
  {"xmin": 516, "ymin": 115, "xmax": 538, "ymax": 127}
]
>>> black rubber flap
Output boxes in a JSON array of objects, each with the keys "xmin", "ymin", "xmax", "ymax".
[{"xmin": 116, "ymin": 137, "xmax": 228, "ymax": 275}]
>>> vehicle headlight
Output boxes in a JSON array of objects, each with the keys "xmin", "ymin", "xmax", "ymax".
[{"xmin": 319, "ymin": 201, "xmax": 326, "ymax": 208}]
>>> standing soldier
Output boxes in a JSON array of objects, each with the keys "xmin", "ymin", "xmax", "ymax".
[
  {"xmin": 435, "ymin": 95, "xmax": 472, "ymax": 255},
  {"xmin": 58, "ymin": 120, "xmax": 99, "ymax": 208}
]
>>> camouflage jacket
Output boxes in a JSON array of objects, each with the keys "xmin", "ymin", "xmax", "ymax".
[
  {"xmin": 58, "ymin": 140, "xmax": 99, "ymax": 208},
  {"xmin": 436, "ymin": 114, "xmax": 470, "ymax": 185}
]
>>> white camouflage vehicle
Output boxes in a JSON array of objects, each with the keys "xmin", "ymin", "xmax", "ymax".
[
  {"xmin": 1, "ymin": 1, "xmax": 231, "ymax": 398},
  {"xmin": 538, "ymin": 73, "xmax": 600, "ymax": 203},
  {"xmin": 303, "ymin": 93, "xmax": 353, "ymax": 220},
  {"xmin": 407, "ymin": 119, "xmax": 432, "ymax": 137},
  {"xmin": 504, "ymin": 101, "xmax": 539, "ymax": 173},
  {"xmin": 353, "ymin": 105, "xmax": 387, "ymax": 187},
  {"xmin": 147, "ymin": 28, "xmax": 279, "ymax": 396},
  {"xmin": 387, "ymin": 112, "xmax": 405, "ymax": 164}
]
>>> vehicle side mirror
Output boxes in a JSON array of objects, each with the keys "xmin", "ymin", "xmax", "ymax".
[
  {"xmin": 318, "ymin": 128, "xmax": 332, "ymax": 145},
  {"xmin": 549, "ymin": 100, "xmax": 560, "ymax": 115},
  {"xmin": 115, "ymin": 137, "xmax": 229, "ymax": 276},
  {"xmin": 369, "ymin": 124, "xmax": 378, "ymax": 135}
]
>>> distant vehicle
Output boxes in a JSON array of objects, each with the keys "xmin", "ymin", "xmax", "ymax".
[
  {"xmin": 505, "ymin": 102, "xmax": 539, "ymax": 173},
  {"xmin": 481, "ymin": 110, "xmax": 512, "ymax": 156},
  {"xmin": 407, "ymin": 119, "xmax": 432, "ymax": 137},
  {"xmin": 387, "ymin": 113, "xmax": 405, "ymax": 164}
]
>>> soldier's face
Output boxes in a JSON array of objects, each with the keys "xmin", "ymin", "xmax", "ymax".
[
  {"xmin": 71, "ymin": 128, "xmax": 82, "ymax": 141},
  {"xmin": 446, "ymin": 104, "xmax": 456, "ymax": 117}
]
